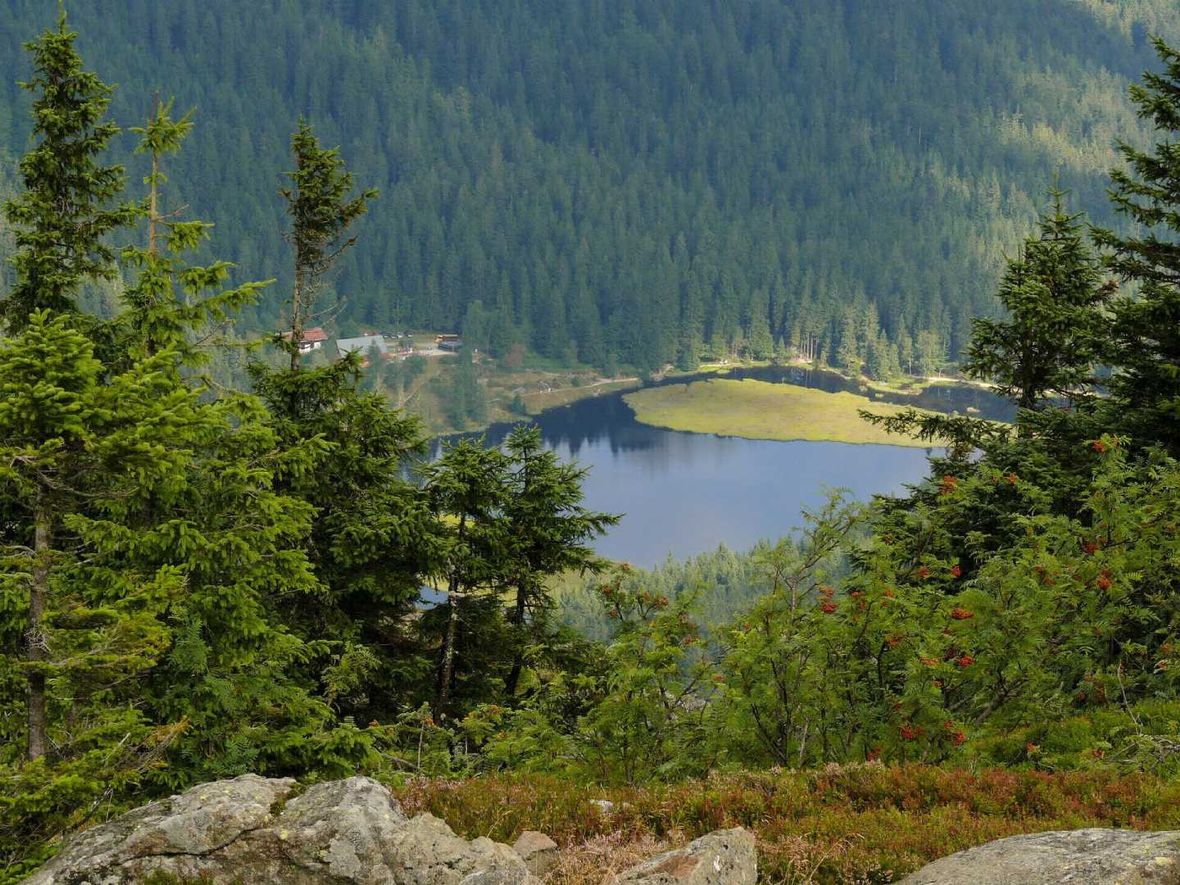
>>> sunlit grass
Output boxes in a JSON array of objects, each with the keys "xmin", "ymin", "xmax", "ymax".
[{"xmin": 624, "ymin": 378, "xmax": 930, "ymax": 447}]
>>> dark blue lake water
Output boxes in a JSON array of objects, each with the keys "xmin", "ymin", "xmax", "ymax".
[{"xmin": 432, "ymin": 366, "xmax": 1007, "ymax": 566}]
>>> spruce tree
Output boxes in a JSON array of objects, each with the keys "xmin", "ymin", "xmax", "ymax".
[
  {"xmin": 0, "ymin": 13, "xmax": 137, "ymax": 329},
  {"xmin": 119, "ymin": 101, "xmax": 271, "ymax": 363},
  {"xmin": 500, "ymin": 426, "xmax": 616, "ymax": 697},
  {"xmin": 964, "ymin": 191, "xmax": 1110, "ymax": 411},
  {"xmin": 835, "ymin": 311, "xmax": 862, "ymax": 375},
  {"xmin": 256, "ymin": 124, "xmax": 428, "ymax": 721},
  {"xmin": 250, "ymin": 356, "xmax": 433, "ymax": 723},
  {"xmin": 0, "ymin": 312, "xmax": 202, "ymax": 866},
  {"xmin": 1094, "ymin": 38, "xmax": 1180, "ymax": 452},
  {"xmin": 280, "ymin": 120, "xmax": 377, "ymax": 371},
  {"xmin": 421, "ymin": 440, "xmax": 512, "ymax": 718}
]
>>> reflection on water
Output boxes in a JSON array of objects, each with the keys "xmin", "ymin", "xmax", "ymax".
[{"xmin": 424, "ymin": 369, "xmax": 964, "ymax": 566}]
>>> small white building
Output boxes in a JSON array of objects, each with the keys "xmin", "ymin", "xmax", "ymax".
[
  {"xmin": 298, "ymin": 327, "xmax": 328, "ymax": 353},
  {"xmin": 279, "ymin": 326, "xmax": 328, "ymax": 353}
]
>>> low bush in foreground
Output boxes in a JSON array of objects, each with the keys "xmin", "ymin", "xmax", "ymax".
[{"xmin": 395, "ymin": 764, "xmax": 1180, "ymax": 883}]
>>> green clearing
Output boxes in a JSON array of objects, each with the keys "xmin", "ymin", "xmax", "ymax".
[{"xmin": 623, "ymin": 378, "xmax": 931, "ymax": 446}]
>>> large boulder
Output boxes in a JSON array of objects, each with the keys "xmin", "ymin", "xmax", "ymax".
[
  {"xmin": 513, "ymin": 831, "xmax": 559, "ymax": 878},
  {"xmin": 24, "ymin": 774, "xmax": 536, "ymax": 885},
  {"xmin": 610, "ymin": 827, "xmax": 757, "ymax": 884},
  {"xmin": 902, "ymin": 828, "xmax": 1180, "ymax": 884},
  {"xmin": 384, "ymin": 814, "xmax": 540, "ymax": 884}
]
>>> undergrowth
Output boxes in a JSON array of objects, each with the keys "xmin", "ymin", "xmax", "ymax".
[{"xmin": 394, "ymin": 764, "xmax": 1180, "ymax": 883}]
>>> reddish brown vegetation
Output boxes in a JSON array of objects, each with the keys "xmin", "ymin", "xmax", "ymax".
[{"xmin": 395, "ymin": 765, "xmax": 1180, "ymax": 883}]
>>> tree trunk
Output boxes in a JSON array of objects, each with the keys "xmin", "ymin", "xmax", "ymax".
[
  {"xmin": 148, "ymin": 151, "xmax": 159, "ymax": 257},
  {"xmin": 505, "ymin": 584, "xmax": 527, "ymax": 697},
  {"xmin": 434, "ymin": 579, "xmax": 461, "ymax": 717},
  {"xmin": 433, "ymin": 516, "xmax": 466, "ymax": 717},
  {"xmin": 26, "ymin": 500, "xmax": 51, "ymax": 761},
  {"xmin": 289, "ymin": 271, "xmax": 305, "ymax": 373}
]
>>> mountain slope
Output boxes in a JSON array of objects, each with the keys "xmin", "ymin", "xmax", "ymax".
[{"xmin": 0, "ymin": 1, "xmax": 1177, "ymax": 369}]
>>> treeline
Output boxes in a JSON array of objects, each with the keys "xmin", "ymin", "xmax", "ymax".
[{"xmin": 1, "ymin": 1, "xmax": 1178, "ymax": 371}]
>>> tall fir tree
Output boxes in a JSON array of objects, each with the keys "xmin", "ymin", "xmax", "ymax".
[
  {"xmin": 500, "ymin": 426, "xmax": 616, "ymax": 697},
  {"xmin": 1095, "ymin": 38, "xmax": 1180, "ymax": 453},
  {"xmin": 255, "ymin": 123, "xmax": 431, "ymax": 721},
  {"xmin": 0, "ymin": 312, "xmax": 200, "ymax": 872},
  {"xmin": 250, "ymin": 356, "xmax": 435, "ymax": 723},
  {"xmin": 964, "ymin": 190, "xmax": 1110, "ymax": 411},
  {"xmin": 280, "ymin": 120, "xmax": 377, "ymax": 371},
  {"xmin": 119, "ymin": 101, "xmax": 270, "ymax": 364},
  {"xmin": 421, "ymin": 440, "xmax": 511, "ymax": 718},
  {"xmin": 0, "ymin": 13, "xmax": 137, "ymax": 329}
]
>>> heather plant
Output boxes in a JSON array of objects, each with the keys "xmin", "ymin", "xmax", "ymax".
[{"xmin": 398, "ymin": 766, "xmax": 1180, "ymax": 883}]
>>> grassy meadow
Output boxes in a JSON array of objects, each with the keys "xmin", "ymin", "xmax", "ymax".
[{"xmin": 623, "ymin": 378, "xmax": 931, "ymax": 447}]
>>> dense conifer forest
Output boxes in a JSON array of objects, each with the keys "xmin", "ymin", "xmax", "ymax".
[{"xmin": 2, "ymin": 1, "xmax": 1179, "ymax": 372}]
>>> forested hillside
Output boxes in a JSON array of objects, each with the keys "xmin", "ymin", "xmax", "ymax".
[{"xmin": 1, "ymin": 1, "xmax": 1178, "ymax": 371}]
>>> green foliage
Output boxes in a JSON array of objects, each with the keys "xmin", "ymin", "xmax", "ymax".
[
  {"xmin": 964, "ymin": 189, "xmax": 1111, "ymax": 410},
  {"xmin": 249, "ymin": 355, "xmax": 433, "ymax": 724},
  {"xmin": 556, "ymin": 540, "xmax": 842, "ymax": 644},
  {"xmin": 1096, "ymin": 37, "xmax": 1180, "ymax": 454},
  {"xmin": 0, "ymin": 312, "xmax": 191, "ymax": 868},
  {"xmin": 420, "ymin": 431, "xmax": 614, "ymax": 719},
  {"xmin": 118, "ymin": 99, "xmax": 271, "ymax": 365},
  {"xmin": 0, "ymin": 26, "xmax": 380, "ymax": 874},
  {"xmin": 279, "ymin": 119, "xmax": 376, "ymax": 371},
  {"xmin": 499, "ymin": 426, "xmax": 618, "ymax": 696},
  {"xmin": 575, "ymin": 572, "xmax": 713, "ymax": 783},
  {"xmin": 0, "ymin": 12, "xmax": 138, "ymax": 328}
]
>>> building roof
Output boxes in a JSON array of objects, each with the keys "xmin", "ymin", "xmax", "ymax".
[
  {"xmin": 337, "ymin": 334, "xmax": 389, "ymax": 356},
  {"xmin": 302, "ymin": 326, "xmax": 328, "ymax": 343}
]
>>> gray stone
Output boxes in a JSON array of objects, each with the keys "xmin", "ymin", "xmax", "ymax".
[
  {"xmin": 513, "ymin": 831, "xmax": 558, "ymax": 877},
  {"xmin": 23, "ymin": 774, "xmax": 537, "ymax": 885},
  {"xmin": 590, "ymin": 799, "xmax": 615, "ymax": 815},
  {"xmin": 269, "ymin": 776, "xmax": 410, "ymax": 881},
  {"xmin": 901, "ymin": 828, "xmax": 1180, "ymax": 885},
  {"xmin": 23, "ymin": 773, "xmax": 297, "ymax": 885},
  {"xmin": 384, "ymin": 814, "xmax": 535, "ymax": 884},
  {"xmin": 611, "ymin": 827, "xmax": 757, "ymax": 885}
]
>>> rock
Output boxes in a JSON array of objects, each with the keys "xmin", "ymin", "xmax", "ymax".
[
  {"xmin": 513, "ymin": 831, "xmax": 559, "ymax": 877},
  {"xmin": 901, "ymin": 828, "xmax": 1180, "ymax": 885},
  {"xmin": 385, "ymin": 814, "xmax": 536, "ymax": 884},
  {"xmin": 590, "ymin": 799, "xmax": 615, "ymax": 815},
  {"xmin": 611, "ymin": 827, "xmax": 757, "ymax": 885},
  {"xmin": 261, "ymin": 776, "xmax": 411, "ymax": 882},
  {"xmin": 23, "ymin": 773, "xmax": 297, "ymax": 885},
  {"xmin": 24, "ymin": 774, "xmax": 537, "ymax": 885}
]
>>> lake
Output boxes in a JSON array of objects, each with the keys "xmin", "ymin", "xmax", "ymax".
[{"xmin": 434, "ymin": 368, "xmax": 991, "ymax": 566}]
